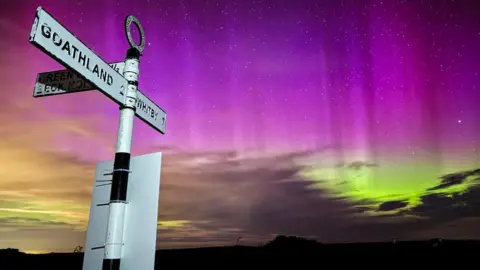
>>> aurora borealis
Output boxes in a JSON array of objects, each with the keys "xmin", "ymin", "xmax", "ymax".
[{"xmin": 1, "ymin": 0, "xmax": 480, "ymax": 253}]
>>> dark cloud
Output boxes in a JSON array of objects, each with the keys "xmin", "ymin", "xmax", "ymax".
[
  {"xmin": 379, "ymin": 169, "xmax": 480, "ymax": 226},
  {"xmin": 428, "ymin": 168, "xmax": 480, "ymax": 191},
  {"xmin": 377, "ymin": 200, "xmax": 409, "ymax": 212},
  {"xmin": 410, "ymin": 186, "xmax": 480, "ymax": 222}
]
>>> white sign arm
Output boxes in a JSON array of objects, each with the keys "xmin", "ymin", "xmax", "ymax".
[{"xmin": 29, "ymin": 7, "xmax": 127, "ymax": 106}]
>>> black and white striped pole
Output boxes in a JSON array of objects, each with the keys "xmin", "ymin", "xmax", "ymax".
[{"xmin": 102, "ymin": 15, "xmax": 146, "ymax": 270}]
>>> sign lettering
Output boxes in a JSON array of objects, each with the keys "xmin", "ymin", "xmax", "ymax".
[
  {"xmin": 136, "ymin": 96, "xmax": 158, "ymax": 120},
  {"xmin": 136, "ymin": 91, "xmax": 166, "ymax": 133},
  {"xmin": 30, "ymin": 7, "xmax": 127, "ymax": 105},
  {"xmin": 40, "ymin": 23, "xmax": 114, "ymax": 86},
  {"xmin": 34, "ymin": 62, "xmax": 125, "ymax": 97}
]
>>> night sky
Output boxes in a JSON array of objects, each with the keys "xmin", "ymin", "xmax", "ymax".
[{"xmin": 1, "ymin": 0, "xmax": 480, "ymax": 253}]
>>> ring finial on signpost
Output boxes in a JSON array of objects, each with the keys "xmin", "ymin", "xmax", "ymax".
[{"xmin": 125, "ymin": 15, "xmax": 145, "ymax": 55}]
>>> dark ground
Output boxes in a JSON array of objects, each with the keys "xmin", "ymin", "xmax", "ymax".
[{"xmin": 1, "ymin": 236, "xmax": 477, "ymax": 268}]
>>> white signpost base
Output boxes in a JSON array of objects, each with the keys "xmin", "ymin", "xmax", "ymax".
[{"xmin": 83, "ymin": 152, "xmax": 163, "ymax": 270}]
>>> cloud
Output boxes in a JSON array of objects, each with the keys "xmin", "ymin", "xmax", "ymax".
[
  {"xmin": 0, "ymin": 103, "xmax": 110, "ymax": 252},
  {"xmin": 152, "ymin": 149, "xmax": 352, "ymax": 246},
  {"xmin": 383, "ymin": 168, "xmax": 480, "ymax": 223},
  {"xmin": 377, "ymin": 200, "xmax": 408, "ymax": 212},
  {"xmin": 156, "ymin": 149, "xmax": 440, "ymax": 244},
  {"xmin": 365, "ymin": 168, "xmax": 480, "ymax": 241},
  {"xmin": 0, "ymin": 137, "xmax": 94, "ymax": 232},
  {"xmin": 3, "ymin": 118, "xmax": 480, "ymax": 253},
  {"xmin": 428, "ymin": 169, "xmax": 480, "ymax": 191},
  {"xmin": 409, "ymin": 185, "xmax": 480, "ymax": 222},
  {"xmin": 1, "ymin": 129, "xmax": 343, "ymax": 251},
  {"xmin": 0, "ymin": 217, "xmax": 73, "ymax": 232}
]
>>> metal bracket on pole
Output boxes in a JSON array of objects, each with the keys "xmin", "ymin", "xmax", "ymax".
[
  {"xmin": 103, "ymin": 169, "xmax": 132, "ymax": 176},
  {"xmin": 95, "ymin": 183, "xmax": 112, "ymax": 188}
]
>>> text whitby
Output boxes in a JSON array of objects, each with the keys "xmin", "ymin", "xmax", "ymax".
[
  {"xmin": 41, "ymin": 23, "xmax": 114, "ymax": 87},
  {"xmin": 136, "ymin": 96, "xmax": 160, "ymax": 121}
]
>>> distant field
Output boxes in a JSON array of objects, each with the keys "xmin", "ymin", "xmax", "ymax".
[{"xmin": 1, "ymin": 237, "xmax": 478, "ymax": 268}]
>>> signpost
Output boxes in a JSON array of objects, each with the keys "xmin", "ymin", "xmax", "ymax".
[{"xmin": 29, "ymin": 6, "xmax": 166, "ymax": 270}]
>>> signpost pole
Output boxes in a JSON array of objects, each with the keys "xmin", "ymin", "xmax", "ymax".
[{"xmin": 103, "ymin": 48, "xmax": 141, "ymax": 270}]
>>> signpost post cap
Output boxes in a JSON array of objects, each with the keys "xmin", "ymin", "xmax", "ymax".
[{"xmin": 124, "ymin": 15, "xmax": 145, "ymax": 55}]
